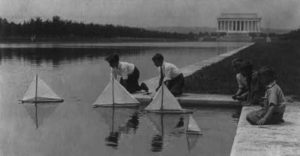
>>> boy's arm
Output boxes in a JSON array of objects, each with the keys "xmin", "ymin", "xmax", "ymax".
[
  {"xmin": 257, "ymin": 105, "xmax": 275, "ymax": 125},
  {"xmin": 233, "ymin": 75, "xmax": 245, "ymax": 99}
]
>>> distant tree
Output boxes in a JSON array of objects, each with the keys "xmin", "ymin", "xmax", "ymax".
[{"xmin": 0, "ymin": 16, "xmax": 196, "ymax": 40}]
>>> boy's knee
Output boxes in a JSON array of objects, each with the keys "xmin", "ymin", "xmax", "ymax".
[{"xmin": 246, "ymin": 113, "xmax": 257, "ymax": 125}]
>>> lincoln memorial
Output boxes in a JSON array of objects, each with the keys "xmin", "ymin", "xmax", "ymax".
[{"xmin": 217, "ymin": 13, "xmax": 261, "ymax": 33}]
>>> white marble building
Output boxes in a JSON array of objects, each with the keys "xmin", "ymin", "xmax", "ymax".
[{"xmin": 217, "ymin": 13, "xmax": 261, "ymax": 33}]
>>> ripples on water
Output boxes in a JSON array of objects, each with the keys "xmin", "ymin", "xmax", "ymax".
[{"xmin": 0, "ymin": 42, "xmax": 244, "ymax": 156}]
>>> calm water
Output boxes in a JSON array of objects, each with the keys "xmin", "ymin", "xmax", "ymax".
[{"xmin": 0, "ymin": 42, "xmax": 244, "ymax": 156}]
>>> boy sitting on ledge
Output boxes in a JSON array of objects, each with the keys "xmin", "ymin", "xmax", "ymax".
[{"xmin": 246, "ymin": 67, "xmax": 286, "ymax": 125}]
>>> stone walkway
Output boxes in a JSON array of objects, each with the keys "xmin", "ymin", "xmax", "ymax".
[{"xmin": 230, "ymin": 102, "xmax": 300, "ymax": 156}]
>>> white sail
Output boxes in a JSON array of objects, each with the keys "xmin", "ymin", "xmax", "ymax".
[
  {"xmin": 145, "ymin": 84, "xmax": 183, "ymax": 112},
  {"xmin": 187, "ymin": 115, "xmax": 202, "ymax": 135},
  {"xmin": 93, "ymin": 79, "xmax": 139, "ymax": 107},
  {"xmin": 22, "ymin": 76, "xmax": 63, "ymax": 103}
]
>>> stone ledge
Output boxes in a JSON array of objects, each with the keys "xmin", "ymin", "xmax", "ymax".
[
  {"xmin": 133, "ymin": 93, "xmax": 240, "ymax": 107},
  {"xmin": 230, "ymin": 102, "xmax": 300, "ymax": 156}
]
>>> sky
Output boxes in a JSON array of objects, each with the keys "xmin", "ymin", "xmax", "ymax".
[{"xmin": 0, "ymin": 0, "xmax": 300, "ymax": 30}]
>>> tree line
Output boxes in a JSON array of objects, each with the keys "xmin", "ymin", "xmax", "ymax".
[
  {"xmin": 0, "ymin": 16, "xmax": 196, "ymax": 40},
  {"xmin": 281, "ymin": 28, "xmax": 300, "ymax": 40}
]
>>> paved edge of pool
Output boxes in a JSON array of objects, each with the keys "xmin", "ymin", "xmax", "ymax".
[
  {"xmin": 230, "ymin": 102, "xmax": 300, "ymax": 156},
  {"xmin": 133, "ymin": 42, "xmax": 254, "ymax": 107}
]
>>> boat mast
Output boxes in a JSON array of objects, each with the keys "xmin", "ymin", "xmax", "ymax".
[
  {"xmin": 160, "ymin": 66, "xmax": 164, "ymax": 111},
  {"xmin": 35, "ymin": 74, "xmax": 38, "ymax": 128},
  {"xmin": 111, "ymin": 74, "xmax": 115, "ymax": 132}
]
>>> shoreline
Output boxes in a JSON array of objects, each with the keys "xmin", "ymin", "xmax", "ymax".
[
  {"xmin": 0, "ymin": 37, "xmax": 195, "ymax": 44},
  {"xmin": 0, "ymin": 41, "xmax": 250, "ymax": 49}
]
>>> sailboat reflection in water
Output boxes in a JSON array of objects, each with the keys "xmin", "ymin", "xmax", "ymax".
[
  {"xmin": 98, "ymin": 107, "xmax": 140, "ymax": 149},
  {"xmin": 148, "ymin": 113, "xmax": 189, "ymax": 152},
  {"xmin": 144, "ymin": 81, "xmax": 201, "ymax": 152},
  {"xmin": 93, "ymin": 75, "xmax": 141, "ymax": 148},
  {"xmin": 149, "ymin": 114, "xmax": 202, "ymax": 153}
]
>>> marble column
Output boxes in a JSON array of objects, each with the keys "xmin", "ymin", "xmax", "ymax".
[
  {"xmin": 227, "ymin": 21, "xmax": 229, "ymax": 31},
  {"xmin": 247, "ymin": 20, "xmax": 250, "ymax": 32}
]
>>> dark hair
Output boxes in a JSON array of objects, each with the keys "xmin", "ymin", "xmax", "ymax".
[
  {"xmin": 152, "ymin": 53, "xmax": 164, "ymax": 62},
  {"xmin": 105, "ymin": 54, "xmax": 119, "ymax": 63},
  {"xmin": 240, "ymin": 61, "xmax": 253, "ymax": 89},
  {"xmin": 258, "ymin": 66, "xmax": 276, "ymax": 81},
  {"xmin": 240, "ymin": 61, "xmax": 253, "ymax": 76},
  {"xmin": 231, "ymin": 58, "xmax": 243, "ymax": 67}
]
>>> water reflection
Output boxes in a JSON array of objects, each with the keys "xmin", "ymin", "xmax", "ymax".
[
  {"xmin": 0, "ymin": 43, "xmax": 242, "ymax": 156},
  {"xmin": 147, "ymin": 113, "xmax": 189, "ymax": 152},
  {"xmin": 0, "ymin": 45, "xmax": 239, "ymax": 69},
  {"xmin": 23, "ymin": 103, "xmax": 59, "ymax": 128},
  {"xmin": 186, "ymin": 133, "xmax": 200, "ymax": 153},
  {"xmin": 95, "ymin": 107, "xmax": 140, "ymax": 149},
  {"xmin": 151, "ymin": 134, "xmax": 163, "ymax": 152},
  {"xmin": 0, "ymin": 48, "xmax": 133, "ymax": 67}
]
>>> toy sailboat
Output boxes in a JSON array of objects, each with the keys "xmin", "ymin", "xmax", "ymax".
[
  {"xmin": 93, "ymin": 76, "xmax": 140, "ymax": 107},
  {"xmin": 187, "ymin": 115, "xmax": 202, "ymax": 135},
  {"xmin": 21, "ymin": 75, "xmax": 64, "ymax": 103},
  {"xmin": 144, "ymin": 84, "xmax": 191, "ymax": 114},
  {"xmin": 21, "ymin": 75, "xmax": 63, "ymax": 128},
  {"xmin": 186, "ymin": 115, "xmax": 202, "ymax": 152}
]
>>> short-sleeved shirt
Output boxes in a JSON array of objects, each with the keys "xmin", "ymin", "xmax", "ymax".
[
  {"xmin": 158, "ymin": 62, "xmax": 182, "ymax": 81},
  {"xmin": 236, "ymin": 73, "xmax": 248, "ymax": 90},
  {"xmin": 112, "ymin": 61, "xmax": 135, "ymax": 80},
  {"xmin": 263, "ymin": 81, "xmax": 286, "ymax": 113}
]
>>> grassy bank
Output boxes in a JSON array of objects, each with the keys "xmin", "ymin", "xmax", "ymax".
[{"xmin": 184, "ymin": 41, "xmax": 300, "ymax": 98}]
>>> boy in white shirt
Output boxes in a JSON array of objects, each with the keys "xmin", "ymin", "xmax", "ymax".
[
  {"xmin": 152, "ymin": 53, "xmax": 184, "ymax": 96},
  {"xmin": 105, "ymin": 54, "xmax": 148, "ymax": 93}
]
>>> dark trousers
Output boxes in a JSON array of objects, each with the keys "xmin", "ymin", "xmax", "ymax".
[
  {"xmin": 120, "ymin": 67, "xmax": 141, "ymax": 93},
  {"xmin": 165, "ymin": 73, "xmax": 184, "ymax": 96}
]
